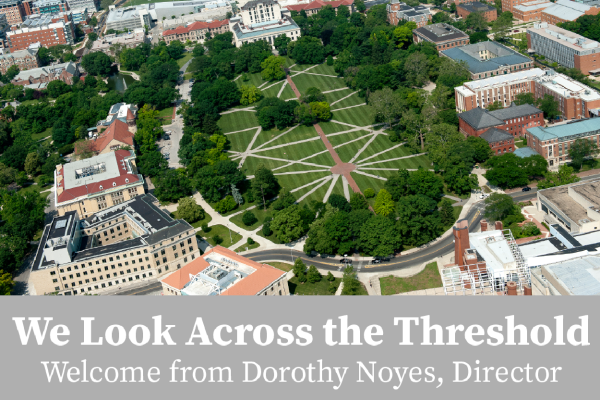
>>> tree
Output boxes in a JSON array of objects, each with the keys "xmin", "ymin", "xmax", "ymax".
[
  {"xmin": 272, "ymin": 205, "xmax": 305, "ymax": 243},
  {"xmin": 240, "ymin": 84, "xmax": 263, "ymax": 106},
  {"xmin": 307, "ymin": 265, "xmax": 321, "ymax": 283},
  {"xmin": 396, "ymin": 194, "xmax": 442, "ymax": 247},
  {"xmin": 81, "ymin": 52, "xmax": 112, "ymax": 76},
  {"xmin": 177, "ymin": 197, "xmax": 205, "ymax": 223},
  {"xmin": 514, "ymin": 92, "xmax": 536, "ymax": 106},
  {"xmin": 293, "ymin": 257, "xmax": 306, "ymax": 277},
  {"xmin": 374, "ymin": 189, "xmax": 395, "ymax": 217},
  {"xmin": 484, "ymin": 153, "xmax": 529, "ymax": 189},
  {"xmin": 483, "ymin": 193, "xmax": 516, "ymax": 222},
  {"xmin": 341, "ymin": 266, "xmax": 361, "ymax": 295},
  {"xmin": 88, "ymin": 32, "xmax": 98, "ymax": 42},
  {"xmin": 301, "ymin": 87, "xmax": 325, "ymax": 103},
  {"xmin": 486, "ymin": 101, "xmax": 503, "ymax": 111},
  {"xmin": 242, "ymin": 210, "xmax": 258, "ymax": 226},
  {"xmin": 402, "ymin": 108, "xmax": 432, "ymax": 151},
  {"xmin": 364, "ymin": 188, "xmax": 375, "ymax": 198},
  {"xmin": 5, "ymin": 65, "xmax": 19, "ymax": 82},
  {"xmin": 52, "ymin": 118, "xmax": 73, "ymax": 147},
  {"xmin": 537, "ymin": 164, "xmax": 580, "ymax": 189},
  {"xmin": 569, "ymin": 138, "xmax": 598, "ymax": 169},
  {"xmin": 536, "ymin": 94, "xmax": 560, "ymax": 120},
  {"xmin": 0, "ymin": 269, "xmax": 14, "ymax": 295},
  {"xmin": 466, "ymin": 12, "xmax": 489, "ymax": 31},
  {"xmin": 89, "ymin": 16, "xmax": 98, "ymax": 27},
  {"xmin": 408, "ymin": 168, "xmax": 444, "ymax": 200},
  {"xmin": 358, "ymin": 216, "xmax": 401, "ymax": 256},
  {"xmin": 426, "ymin": 123, "xmax": 464, "ymax": 165},
  {"xmin": 467, "ymin": 136, "xmax": 494, "ymax": 163},
  {"xmin": 0, "ymin": 190, "xmax": 47, "ymax": 242},
  {"xmin": 393, "ymin": 22, "xmax": 417, "ymax": 49},
  {"xmin": 24, "ymin": 152, "xmax": 41, "ymax": 176},
  {"xmin": 328, "ymin": 193, "xmax": 351, "ymax": 213},
  {"xmin": 405, "ymin": 52, "xmax": 429, "ymax": 87},
  {"xmin": 232, "ymin": 184, "xmax": 244, "ymax": 205},
  {"xmin": 215, "ymin": 195, "xmax": 237, "ymax": 213},
  {"xmin": 355, "ymin": 0, "xmax": 366, "ymax": 12},
  {"xmin": 440, "ymin": 198, "xmax": 455, "ymax": 227},
  {"xmin": 272, "ymin": 187, "xmax": 296, "ymax": 210},
  {"xmin": 251, "ymin": 164, "xmax": 280, "ymax": 210},
  {"xmin": 153, "ymin": 169, "xmax": 192, "ymax": 203},
  {"xmin": 349, "ymin": 192, "xmax": 369, "ymax": 210},
  {"xmin": 368, "ymin": 87, "xmax": 403, "ymax": 128},
  {"xmin": 274, "ymin": 34, "xmax": 292, "ymax": 55},
  {"xmin": 288, "ymin": 36, "xmax": 325, "ymax": 64},
  {"xmin": 310, "ymin": 102, "xmax": 331, "ymax": 121},
  {"xmin": 261, "ymin": 55, "xmax": 286, "ymax": 81},
  {"xmin": 492, "ymin": 12, "xmax": 513, "ymax": 40}
]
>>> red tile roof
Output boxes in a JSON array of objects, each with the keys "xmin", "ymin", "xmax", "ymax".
[
  {"xmin": 56, "ymin": 149, "xmax": 141, "ymax": 204},
  {"xmin": 163, "ymin": 19, "xmax": 230, "ymax": 37},
  {"xmin": 89, "ymin": 119, "xmax": 134, "ymax": 154},
  {"xmin": 286, "ymin": 0, "xmax": 353, "ymax": 12},
  {"xmin": 160, "ymin": 246, "xmax": 286, "ymax": 295}
]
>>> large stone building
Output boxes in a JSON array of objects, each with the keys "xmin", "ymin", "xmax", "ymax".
[
  {"xmin": 105, "ymin": 6, "xmax": 151, "ymax": 32},
  {"xmin": 525, "ymin": 117, "xmax": 600, "ymax": 169},
  {"xmin": 6, "ymin": 12, "xmax": 75, "ymax": 50},
  {"xmin": 456, "ymin": 2, "xmax": 497, "ymax": 22},
  {"xmin": 162, "ymin": 19, "xmax": 230, "ymax": 45},
  {"xmin": 0, "ymin": 0, "xmax": 27, "ymax": 25},
  {"xmin": 86, "ymin": 119, "xmax": 135, "ymax": 156},
  {"xmin": 480, "ymin": 127, "xmax": 516, "ymax": 155},
  {"xmin": 12, "ymin": 60, "xmax": 78, "ymax": 86},
  {"xmin": 286, "ymin": 0, "xmax": 354, "ymax": 16},
  {"xmin": 90, "ymin": 29, "xmax": 146, "ymax": 55},
  {"xmin": 96, "ymin": 102, "xmax": 138, "ymax": 128},
  {"xmin": 386, "ymin": 0, "xmax": 431, "ymax": 28},
  {"xmin": 412, "ymin": 23, "xmax": 470, "ymax": 52},
  {"xmin": 160, "ymin": 246, "xmax": 289, "ymax": 296},
  {"xmin": 512, "ymin": 0, "xmax": 552, "ymax": 22},
  {"xmin": 441, "ymin": 41, "xmax": 533, "ymax": 81},
  {"xmin": 54, "ymin": 149, "xmax": 145, "ymax": 218},
  {"xmin": 30, "ymin": 193, "xmax": 200, "ymax": 296},
  {"xmin": 229, "ymin": 0, "xmax": 301, "ymax": 48},
  {"xmin": 161, "ymin": 4, "xmax": 233, "ymax": 30},
  {"xmin": 540, "ymin": 0, "xmax": 600, "ymax": 25},
  {"xmin": 455, "ymin": 68, "xmax": 600, "ymax": 118},
  {"xmin": 0, "ymin": 47, "xmax": 39, "ymax": 74},
  {"xmin": 527, "ymin": 23, "xmax": 600, "ymax": 75},
  {"xmin": 458, "ymin": 102, "xmax": 544, "ymax": 138}
]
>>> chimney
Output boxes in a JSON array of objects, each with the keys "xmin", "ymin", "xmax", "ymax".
[
  {"xmin": 453, "ymin": 219, "xmax": 470, "ymax": 266},
  {"xmin": 506, "ymin": 281, "xmax": 518, "ymax": 296},
  {"xmin": 523, "ymin": 285, "xmax": 532, "ymax": 296},
  {"xmin": 495, "ymin": 221, "xmax": 503, "ymax": 230},
  {"xmin": 480, "ymin": 219, "xmax": 488, "ymax": 232}
]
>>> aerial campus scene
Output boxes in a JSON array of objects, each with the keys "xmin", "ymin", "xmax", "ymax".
[{"xmin": 2, "ymin": 0, "xmax": 600, "ymax": 297}]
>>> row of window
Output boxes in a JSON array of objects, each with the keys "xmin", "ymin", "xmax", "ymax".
[{"xmin": 57, "ymin": 271, "xmax": 159, "ymax": 294}]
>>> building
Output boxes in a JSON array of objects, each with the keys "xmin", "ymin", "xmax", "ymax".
[
  {"xmin": 286, "ymin": 0, "xmax": 354, "ymax": 16},
  {"xmin": 412, "ymin": 23, "xmax": 470, "ymax": 52},
  {"xmin": 84, "ymin": 120, "xmax": 135, "ymax": 156},
  {"xmin": 162, "ymin": 19, "xmax": 229, "ymax": 45},
  {"xmin": 6, "ymin": 13, "xmax": 75, "ymax": 50},
  {"xmin": 525, "ymin": 118, "xmax": 600, "ymax": 168},
  {"xmin": 0, "ymin": 47, "xmax": 39, "ymax": 74},
  {"xmin": 527, "ymin": 23, "xmax": 600, "ymax": 75},
  {"xmin": 512, "ymin": 0, "xmax": 552, "ymax": 22},
  {"xmin": 441, "ymin": 41, "xmax": 533, "ymax": 81},
  {"xmin": 134, "ymin": 1, "xmax": 227, "ymax": 21},
  {"xmin": 442, "ymin": 219, "xmax": 533, "ymax": 295},
  {"xmin": 70, "ymin": 7, "xmax": 87, "ymax": 24},
  {"xmin": 541, "ymin": 0, "xmax": 600, "ymax": 25},
  {"xmin": 458, "ymin": 102, "xmax": 544, "ymax": 138},
  {"xmin": 161, "ymin": 4, "xmax": 233, "ymax": 29},
  {"xmin": 0, "ymin": 0, "xmax": 26, "ymax": 25},
  {"xmin": 31, "ymin": 0, "xmax": 68, "ymax": 14},
  {"xmin": 12, "ymin": 60, "xmax": 77, "ymax": 85},
  {"xmin": 29, "ymin": 193, "xmax": 200, "ymax": 296},
  {"xmin": 480, "ymin": 127, "xmax": 516, "ymax": 155},
  {"xmin": 456, "ymin": 2, "xmax": 497, "ymax": 22},
  {"xmin": 502, "ymin": 0, "xmax": 538, "ymax": 14},
  {"xmin": 65, "ymin": 0, "xmax": 97, "ymax": 12},
  {"xmin": 97, "ymin": 102, "xmax": 138, "ymax": 128},
  {"xmin": 90, "ymin": 29, "xmax": 146, "ymax": 55},
  {"xmin": 386, "ymin": 1, "xmax": 431, "ymax": 28},
  {"xmin": 54, "ymin": 149, "xmax": 145, "ymax": 218},
  {"xmin": 229, "ymin": 0, "xmax": 301, "ymax": 48},
  {"xmin": 160, "ymin": 245, "xmax": 289, "ymax": 296},
  {"xmin": 105, "ymin": 6, "xmax": 151, "ymax": 32}
]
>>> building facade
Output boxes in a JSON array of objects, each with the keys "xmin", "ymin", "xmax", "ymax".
[
  {"xmin": 456, "ymin": 2, "xmax": 497, "ymax": 22},
  {"xmin": 70, "ymin": 7, "xmax": 87, "ymax": 24},
  {"xmin": 88, "ymin": 119, "xmax": 135, "ymax": 155},
  {"xmin": 502, "ymin": 0, "xmax": 535, "ymax": 14},
  {"xmin": 0, "ymin": 47, "xmax": 39, "ymax": 74},
  {"xmin": 12, "ymin": 60, "xmax": 78, "ymax": 85},
  {"xmin": 55, "ymin": 149, "xmax": 146, "ymax": 218},
  {"xmin": 30, "ymin": 193, "xmax": 200, "ymax": 296},
  {"xmin": 160, "ymin": 246, "xmax": 289, "ymax": 296},
  {"xmin": 386, "ymin": 1, "xmax": 431, "ymax": 28},
  {"xmin": 441, "ymin": 41, "xmax": 533, "ymax": 81},
  {"xmin": 229, "ymin": 0, "xmax": 301, "ymax": 48},
  {"xmin": 480, "ymin": 127, "xmax": 516, "ymax": 155},
  {"xmin": 90, "ymin": 29, "xmax": 146, "ymax": 55},
  {"xmin": 286, "ymin": 0, "xmax": 354, "ymax": 16},
  {"xmin": 162, "ymin": 19, "xmax": 229, "ymax": 45},
  {"xmin": 526, "ymin": 118, "xmax": 600, "ymax": 168},
  {"xmin": 0, "ymin": 0, "xmax": 27, "ymax": 25},
  {"xmin": 32, "ymin": 0, "xmax": 68, "ymax": 14},
  {"xmin": 7, "ymin": 13, "xmax": 75, "ymax": 50},
  {"xmin": 412, "ymin": 23, "xmax": 470, "ymax": 52},
  {"xmin": 512, "ymin": 0, "xmax": 552, "ymax": 22},
  {"xmin": 105, "ymin": 7, "xmax": 151, "ymax": 32},
  {"xmin": 541, "ymin": 0, "xmax": 600, "ymax": 25},
  {"xmin": 458, "ymin": 102, "xmax": 544, "ymax": 138},
  {"xmin": 65, "ymin": 0, "xmax": 96, "ymax": 12},
  {"xmin": 527, "ymin": 23, "xmax": 600, "ymax": 75}
]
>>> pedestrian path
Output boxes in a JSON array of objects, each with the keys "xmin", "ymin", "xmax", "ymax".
[{"xmin": 330, "ymin": 90, "xmax": 358, "ymax": 106}]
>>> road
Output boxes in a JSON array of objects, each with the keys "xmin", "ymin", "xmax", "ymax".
[{"xmin": 114, "ymin": 281, "xmax": 162, "ymax": 296}]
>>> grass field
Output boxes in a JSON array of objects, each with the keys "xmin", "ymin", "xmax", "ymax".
[
  {"xmin": 158, "ymin": 107, "xmax": 174, "ymax": 119},
  {"xmin": 229, "ymin": 206, "xmax": 273, "ymax": 231},
  {"xmin": 170, "ymin": 210, "xmax": 212, "ymax": 229},
  {"xmin": 219, "ymin": 111, "xmax": 259, "ymax": 133},
  {"xmin": 331, "ymin": 92, "xmax": 367, "ymax": 109},
  {"xmin": 328, "ymin": 130, "xmax": 370, "ymax": 147},
  {"xmin": 325, "ymin": 88, "xmax": 352, "ymax": 104},
  {"xmin": 31, "ymin": 127, "xmax": 52, "ymax": 142},
  {"xmin": 263, "ymin": 124, "xmax": 320, "ymax": 147},
  {"xmin": 288, "ymin": 276, "xmax": 341, "ymax": 295},
  {"xmin": 200, "ymin": 224, "xmax": 242, "ymax": 248},
  {"xmin": 335, "ymin": 136, "xmax": 373, "ymax": 163},
  {"xmin": 177, "ymin": 53, "xmax": 193, "ymax": 69},
  {"xmin": 236, "ymin": 241, "xmax": 260, "ymax": 252},
  {"xmin": 293, "ymin": 73, "xmax": 347, "ymax": 93},
  {"xmin": 379, "ymin": 262, "xmax": 442, "ymax": 295},
  {"xmin": 278, "ymin": 82, "xmax": 297, "ymax": 99},
  {"xmin": 261, "ymin": 80, "xmax": 287, "ymax": 98},
  {"xmin": 255, "ymin": 138, "xmax": 328, "ymax": 161},
  {"xmin": 308, "ymin": 63, "xmax": 337, "ymax": 76},
  {"xmin": 270, "ymin": 262, "xmax": 293, "ymax": 272},
  {"xmin": 353, "ymin": 136, "xmax": 412, "ymax": 163},
  {"xmin": 331, "ymin": 105, "xmax": 375, "ymax": 127},
  {"xmin": 299, "ymin": 151, "xmax": 336, "ymax": 167},
  {"xmin": 240, "ymin": 155, "xmax": 289, "ymax": 175}
]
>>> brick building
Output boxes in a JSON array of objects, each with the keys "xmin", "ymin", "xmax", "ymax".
[
  {"xmin": 458, "ymin": 102, "xmax": 544, "ymax": 139},
  {"xmin": 412, "ymin": 23, "xmax": 470, "ymax": 52},
  {"xmin": 162, "ymin": 19, "xmax": 229, "ymax": 45},
  {"xmin": 32, "ymin": 0, "xmax": 68, "ymax": 14},
  {"xmin": 527, "ymin": 23, "xmax": 600, "ymax": 75},
  {"xmin": 7, "ymin": 13, "xmax": 75, "ymax": 50},
  {"xmin": 480, "ymin": 127, "xmax": 516, "ymax": 155},
  {"xmin": 512, "ymin": 0, "xmax": 552, "ymax": 22},
  {"xmin": 29, "ymin": 193, "xmax": 200, "ymax": 296},
  {"xmin": 456, "ymin": 2, "xmax": 497, "ymax": 22},
  {"xmin": 85, "ymin": 119, "xmax": 135, "ymax": 156},
  {"xmin": 12, "ymin": 60, "xmax": 78, "ymax": 86},
  {"xmin": 0, "ymin": 0, "xmax": 26, "ymax": 25},
  {"xmin": 0, "ymin": 47, "xmax": 39, "ymax": 74},
  {"xmin": 387, "ymin": 0, "xmax": 431, "ymax": 27},
  {"xmin": 525, "ymin": 118, "xmax": 600, "ymax": 168},
  {"xmin": 441, "ymin": 41, "xmax": 533, "ymax": 80},
  {"xmin": 541, "ymin": 0, "xmax": 600, "ymax": 25},
  {"xmin": 160, "ymin": 246, "xmax": 289, "ymax": 296},
  {"xmin": 286, "ymin": 0, "xmax": 354, "ymax": 16},
  {"xmin": 502, "ymin": 0, "xmax": 534, "ymax": 14}
]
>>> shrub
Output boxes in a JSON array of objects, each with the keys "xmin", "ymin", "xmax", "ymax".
[
  {"xmin": 327, "ymin": 55, "xmax": 334, "ymax": 66},
  {"xmin": 242, "ymin": 210, "xmax": 258, "ymax": 226},
  {"xmin": 328, "ymin": 281, "xmax": 337, "ymax": 294},
  {"xmin": 297, "ymin": 270, "xmax": 307, "ymax": 283},
  {"xmin": 213, "ymin": 234, "xmax": 223, "ymax": 245},
  {"xmin": 364, "ymin": 188, "xmax": 375, "ymax": 198},
  {"xmin": 215, "ymin": 195, "xmax": 237, "ymax": 213},
  {"xmin": 326, "ymin": 271, "xmax": 335, "ymax": 282},
  {"xmin": 307, "ymin": 265, "xmax": 321, "ymax": 283},
  {"xmin": 247, "ymin": 237, "xmax": 255, "ymax": 245},
  {"xmin": 58, "ymin": 144, "xmax": 74, "ymax": 156},
  {"xmin": 262, "ymin": 216, "xmax": 272, "ymax": 236},
  {"xmin": 201, "ymin": 224, "xmax": 211, "ymax": 233}
]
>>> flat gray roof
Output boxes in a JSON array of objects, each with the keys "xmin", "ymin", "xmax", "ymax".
[{"xmin": 62, "ymin": 152, "xmax": 121, "ymax": 190}]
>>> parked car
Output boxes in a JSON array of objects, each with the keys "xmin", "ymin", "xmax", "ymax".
[
  {"xmin": 339, "ymin": 258, "xmax": 352, "ymax": 264},
  {"xmin": 373, "ymin": 256, "xmax": 390, "ymax": 262},
  {"xmin": 522, "ymin": 186, "xmax": 532, "ymax": 192},
  {"xmin": 163, "ymin": 135, "xmax": 170, "ymax": 141},
  {"xmin": 163, "ymin": 153, "xmax": 170, "ymax": 160}
]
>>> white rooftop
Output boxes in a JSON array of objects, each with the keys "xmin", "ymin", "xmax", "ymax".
[
  {"xmin": 534, "ymin": 70, "xmax": 600, "ymax": 101},
  {"xmin": 462, "ymin": 68, "xmax": 546, "ymax": 92},
  {"xmin": 62, "ymin": 152, "xmax": 121, "ymax": 190},
  {"xmin": 181, "ymin": 256, "xmax": 256, "ymax": 296},
  {"xmin": 468, "ymin": 230, "xmax": 517, "ymax": 273}
]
